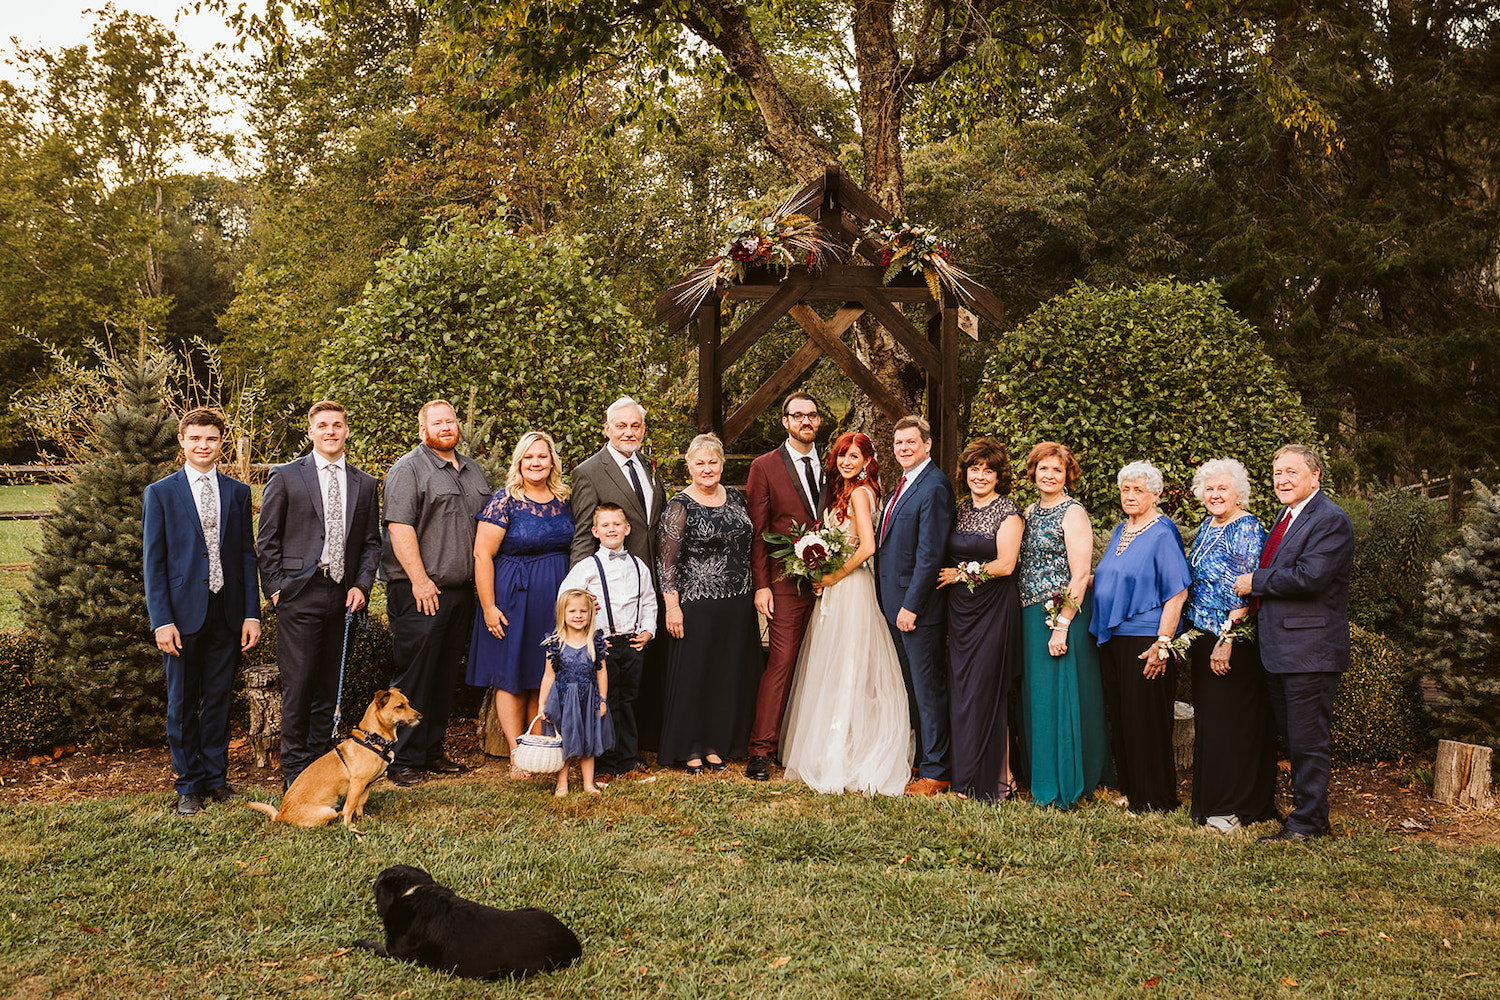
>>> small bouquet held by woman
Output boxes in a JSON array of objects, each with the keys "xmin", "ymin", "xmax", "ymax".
[{"xmin": 762, "ymin": 522, "xmax": 856, "ymax": 587}]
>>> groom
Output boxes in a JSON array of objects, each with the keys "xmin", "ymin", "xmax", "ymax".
[
  {"xmin": 746, "ymin": 391, "xmax": 825, "ymax": 781},
  {"xmin": 876, "ymin": 415, "xmax": 954, "ymax": 796}
]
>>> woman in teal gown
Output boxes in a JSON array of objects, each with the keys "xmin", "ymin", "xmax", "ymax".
[{"xmin": 1018, "ymin": 442, "xmax": 1113, "ymax": 809}]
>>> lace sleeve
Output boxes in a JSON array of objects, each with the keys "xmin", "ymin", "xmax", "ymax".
[
  {"xmin": 477, "ymin": 490, "xmax": 512, "ymax": 528},
  {"xmin": 656, "ymin": 495, "xmax": 688, "ymax": 595}
]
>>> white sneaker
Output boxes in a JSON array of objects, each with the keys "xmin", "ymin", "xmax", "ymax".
[{"xmin": 1206, "ymin": 815, "xmax": 1242, "ymax": 834}]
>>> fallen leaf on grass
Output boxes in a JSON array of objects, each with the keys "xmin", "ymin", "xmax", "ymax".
[
  {"xmin": 329, "ymin": 948, "xmax": 351, "ymax": 958},
  {"xmin": 1442, "ymin": 938, "xmax": 1451, "ymax": 949},
  {"xmin": 1386, "ymin": 846, "xmax": 1401, "ymax": 853},
  {"xmin": 1281, "ymin": 977, "xmax": 1298, "ymax": 987},
  {"xmin": 1378, "ymin": 932, "xmax": 1394, "ymax": 941},
  {"xmin": 768, "ymin": 956, "xmax": 791, "ymax": 969},
  {"xmin": 403, "ymin": 831, "xmax": 415, "ymax": 843},
  {"xmin": 637, "ymin": 965, "xmax": 648, "ymax": 976},
  {"xmin": 1141, "ymin": 974, "xmax": 1161, "ymax": 988},
  {"xmin": 80, "ymin": 926, "xmax": 100, "ymax": 934}
]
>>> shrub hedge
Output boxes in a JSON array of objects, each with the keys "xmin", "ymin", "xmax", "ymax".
[
  {"xmin": 1331, "ymin": 625, "xmax": 1425, "ymax": 765},
  {"xmin": 0, "ymin": 632, "xmax": 78, "ymax": 755}
]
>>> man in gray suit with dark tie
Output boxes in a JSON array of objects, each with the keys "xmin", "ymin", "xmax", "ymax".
[
  {"xmin": 568, "ymin": 396, "xmax": 665, "ymax": 779},
  {"xmin": 257, "ymin": 401, "xmax": 382, "ymax": 787}
]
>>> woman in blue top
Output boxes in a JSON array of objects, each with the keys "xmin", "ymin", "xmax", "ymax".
[
  {"xmin": 1090, "ymin": 461, "xmax": 1191, "ymax": 814},
  {"xmin": 1185, "ymin": 459, "xmax": 1279, "ymax": 832},
  {"xmin": 468, "ymin": 431, "xmax": 576, "ymax": 778}
]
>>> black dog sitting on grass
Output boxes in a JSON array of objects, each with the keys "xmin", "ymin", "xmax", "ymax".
[{"xmin": 354, "ymin": 865, "xmax": 582, "ymax": 979}]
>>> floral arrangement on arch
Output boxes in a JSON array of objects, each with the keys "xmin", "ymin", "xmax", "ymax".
[
  {"xmin": 861, "ymin": 216, "xmax": 974, "ymax": 303},
  {"xmin": 674, "ymin": 189, "xmax": 839, "ymax": 314}
]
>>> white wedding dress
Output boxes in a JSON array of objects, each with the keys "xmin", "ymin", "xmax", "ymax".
[{"xmin": 780, "ymin": 487, "xmax": 913, "ymax": 796}]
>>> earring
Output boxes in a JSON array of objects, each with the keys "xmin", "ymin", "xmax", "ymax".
[{"xmin": 857, "ymin": 468, "xmax": 868, "ymax": 480}]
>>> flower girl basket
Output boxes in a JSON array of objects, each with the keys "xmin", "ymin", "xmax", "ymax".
[{"xmin": 512, "ymin": 714, "xmax": 565, "ymax": 774}]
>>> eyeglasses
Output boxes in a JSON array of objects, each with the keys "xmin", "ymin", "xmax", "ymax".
[{"xmin": 785, "ymin": 411, "xmax": 821, "ymax": 423}]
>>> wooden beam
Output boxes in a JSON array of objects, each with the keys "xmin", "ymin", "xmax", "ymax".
[
  {"xmin": 697, "ymin": 306, "xmax": 722, "ymax": 437},
  {"xmin": 715, "ymin": 278, "xmax": 812, "ymax": 376},
  {"xmin": 722, "ymin": 339, "xmax": 824, "ymax": 444},
  {"xmin": 939, "ymin": 305, "xmax": 961, "ymax": 478},
  {"xmin": 858, "ymin": 293, "xmax": 943, "ymax": 374},
  {"xmin": 788, "ymin": 303, "xmax": 906, "ymax": 421}
]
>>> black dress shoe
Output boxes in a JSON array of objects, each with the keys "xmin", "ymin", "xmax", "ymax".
[
  {"xmin": 206, "ymin": 785, "xmax": 237, "ymax": 803},
  {"xmin": 175, "ymin": 793, "xmax": 203, "ymax": 815},
  {"xmin": 746, "ymin": 755, "xmax": 771, "ymax": 781},
  {"xmin": 425, "ymin": 755, "xmax": 467, "ymax": 775},
  {"xmin": 1258, "ymin": 827, "xmax": 1321, "ymax": 843},
  {"xmin": 387, "ymin": 766, "xmax": 428, "ymax": 787}
]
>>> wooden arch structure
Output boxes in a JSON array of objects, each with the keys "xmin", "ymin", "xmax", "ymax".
[{"xmin": 653, "ymin": 163, "xmax": 1005, "ymax": 474}]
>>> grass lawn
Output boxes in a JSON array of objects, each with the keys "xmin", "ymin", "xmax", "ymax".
[{"xmin": 1, "ymin": 777, "xmax": 1495, "ymax": 998}]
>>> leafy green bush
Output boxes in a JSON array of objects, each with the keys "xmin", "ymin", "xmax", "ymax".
[
  {"xmin": 1414, "ymin": 481, "xmax": 1500, "ymax": 751},
  {"xmin": 314, "ymin": 218, "xmax": 653, "ymax": 475},
  {"xmin": 0, "ymin": 632, "xmax": 78, "ymax": 754},
  {"xmin": 971, "ymin": 280, "xmax": 1316, "ymax": 521},
  {"xmin": 244, "ymin": 609, "xmax": 401, "ymax": 727},
  {"xmin": 1331, "ymin": 625, "xmax": 1424, "ymax": 765},
  {"xmin": 1344, "ymin": 489, "xmax": 1450, "ymax": 647}
]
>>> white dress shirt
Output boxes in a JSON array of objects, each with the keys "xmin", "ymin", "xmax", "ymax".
[
  {"xmin": 558, "ymin": 545, "xmax": 658, "ymax": 636},
  {"xmin": 784, "ymin": 440, "xmax": 821, "ymax": 516},
  {"xmin": 607, "ymin": 443, "xmax": 654, "ymax": 517},
  {"xmin": 1281, "ymin": 487, "xmax": 1321, "ymax": 527},
  {"xmin": 316, "ymin": 455, "xmax": 348, "ymax": 569},
  {"xmin": 887, "ymin": 457, "xmax": 931, "ymax": 516}
]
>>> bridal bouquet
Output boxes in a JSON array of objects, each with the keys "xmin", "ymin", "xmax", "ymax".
[
  {"xmin": 761, "ymin": 522, "xmax": 855, "ymax": 586},
  {"xmin": 956, "ymin": 561, "xmax": 992, "ymax": 593},
  {"xmin": 1043, "ymin": 590, "xmax": 1080, "ymax": 630}
]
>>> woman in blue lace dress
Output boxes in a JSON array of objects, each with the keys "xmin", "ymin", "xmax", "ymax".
[
  {"xmin": 1185, "ymin": 459, "xmax": 1278, "ymax": 832},
  {"xmin": 936, "ymin": 438, "xmax": 1024, "ymax": 801},
  {"xmin": 657, "ymin": 433, "xmax": 764, "ymax": 771},
  {"xmin": 1018, "ymin": 442, "xmax": 1113, "ymax": 809},
  {"xmin": 468, "ymin": 431, "xmax": 576, "ymax": 777}
]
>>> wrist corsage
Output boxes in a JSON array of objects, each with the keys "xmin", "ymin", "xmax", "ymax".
[
  {"xmin": 1217, "ymin": 618, "xmax": 1256, "ymax": 644},
  {"xmin": 957, "ymin": 561, "xmax": 992, "ymax": 593},
  {"xmin": 1044, "ymin": 590, "xmax": 1080, "ymax": 630}
]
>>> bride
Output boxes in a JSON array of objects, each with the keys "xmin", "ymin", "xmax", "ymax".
[{"xmin": 781, "ymin": 431, "xmax": 913, "ymax": 796}]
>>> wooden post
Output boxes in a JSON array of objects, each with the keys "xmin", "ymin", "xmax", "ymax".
[
  {"xmin": 939, "ymin": 303, "xmax": 960, "ymax": 478},
  {"xmin": 696, "ymin": 302, "xmax": 723, "ymax": 437},
  {"xmin": 1433, "ymin": 739, "xmax": 1495, "ymax": 809}
]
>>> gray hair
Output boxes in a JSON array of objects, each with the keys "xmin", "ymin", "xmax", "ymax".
[
  {"xmin": 606, "ymin": 396, "xmax": 647, "ymax": 423},
  {"xmin": 1117, "ymin": 460, "xmax": 1164, "ymax": 494},
  {"xmin": 1192, "ymin": 459, "xmax": 1252, "ymax": 506},
  {"xmin": 1274, "ymin": 443, "xmax": 1324, "ymax": 474},
  {"xmin": 684, "ymin": 432, "xmax": 724, "ymax": 464}
]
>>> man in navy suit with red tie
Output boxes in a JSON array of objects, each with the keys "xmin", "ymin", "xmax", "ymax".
[
  {"xmin": 143, "ymin": 408, "xmax": 262, "ymax": 815},
  {"xmin": 1235, "ymin": 444, "xmax": 1354, "ymax": 842}
]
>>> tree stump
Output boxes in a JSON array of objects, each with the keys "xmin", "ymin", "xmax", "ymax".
[
  {"xmin": 1172, "ymin": 701, "xmax": 1195, "ymax": 778},
  {"xmin": 1432, "ymin": 739, "xmax": 1495, "ymax": 809},
  {"xmin": 476, "ymin": 688, "xmax": 509, "ymax": 758},
  {"xmin": 243, "ymin": 663, "xmax": 282, "ymax": 768}
]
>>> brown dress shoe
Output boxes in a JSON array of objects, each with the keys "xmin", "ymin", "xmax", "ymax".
[
  {"xmin": 594, "ymin": 773, "xmax": 614, "ymax": 787},
  {"xmin": 903, "ymin": 777, "xmax": 951, "ymax": 797}
]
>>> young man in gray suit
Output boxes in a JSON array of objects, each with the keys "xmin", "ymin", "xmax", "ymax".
[
  {"xmin": 1235, "ymin": 444, "xmax": 1355, "ymax": 842},
  {"xmin": 256, "ymin": 400, "xmax": 382, "ymax": 788}
]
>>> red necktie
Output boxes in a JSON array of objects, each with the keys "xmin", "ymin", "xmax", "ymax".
[
  {"xmin": 879, "ymin": 475, "xmax": 907, "ymax": 544},
  {"xmin": 1249, "ymin": 510, "xmax": 1291, "ymax": 616}
]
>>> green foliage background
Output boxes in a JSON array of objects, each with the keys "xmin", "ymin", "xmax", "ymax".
[
  {"xmin": 972, "ymin": 281, "xmax": 1317, "ymax": 522},
  {"xmin": 314, "ymin": 218, "xmax": 653, "ymax": 474}
]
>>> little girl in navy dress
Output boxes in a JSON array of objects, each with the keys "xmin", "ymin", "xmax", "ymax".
[{"xmin": 540, "ymin": 589, "xmax": 614, "ymax": 796}]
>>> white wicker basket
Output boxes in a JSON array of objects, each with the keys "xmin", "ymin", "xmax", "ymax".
[{"xmin": 512, "ymin": 714, "xmax": 564, "ymax": 774}]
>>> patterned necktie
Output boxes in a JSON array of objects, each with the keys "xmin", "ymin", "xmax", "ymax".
[
  {"xmin": 326, "ymin": 464, "xmax": 345, "ymax": 583},
  {"xmin": 199, "ymin": 474, "xmax": 223, "ymax": 594},
  {"xmin": 625, "ymin": 457, "xmax": 648, "ymax": 515},
  {"xmin": 800, "ymin": 456, "xmax": 819, "ymax": 515},
  {"xmin": 879, "ymin": 475, "xmax": 908, "ymax": 545}
]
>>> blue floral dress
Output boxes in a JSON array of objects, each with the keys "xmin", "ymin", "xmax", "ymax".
[
  {"xmin": 542, "ymin": 631, "xmax": 614, "ymax": 759},
  {"xmin": 467, "ymin": 492, "xmax": 575, "ymax": 692}
]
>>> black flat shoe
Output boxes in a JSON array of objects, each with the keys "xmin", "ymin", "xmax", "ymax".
[
  {"xmin": 1259, "ymin": 827, "xmax": 1323, "ymax": 843},
  {"xmin": 704, "ymin": 754, "xmax": 726, "ymax": 772},
  {"xmin": 685, "ymin": 759, "xmax": 705, "ymax": 775}
]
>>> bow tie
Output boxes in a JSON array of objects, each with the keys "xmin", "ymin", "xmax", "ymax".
[{"xmin": 606, "ymin": 549, "xmax": 631, "ymax": 561}]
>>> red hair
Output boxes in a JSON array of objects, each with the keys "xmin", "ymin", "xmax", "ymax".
[{"xmin": 824, "ymin": 432, "xmax": 882, "ymax": 522}]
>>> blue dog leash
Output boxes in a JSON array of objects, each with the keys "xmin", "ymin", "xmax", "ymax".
[{"xmin": 330, "ymin": 607, "xmax": 360, "ymax": 742}]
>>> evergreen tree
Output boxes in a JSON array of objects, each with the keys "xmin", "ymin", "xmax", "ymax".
[
  {"xmin": 1416, "ymin": 482, "xmax": 1500, "ymax": 751},
  {"xmin": 21, "ymin": 349, "xmax": 182, "ymax": 743}
]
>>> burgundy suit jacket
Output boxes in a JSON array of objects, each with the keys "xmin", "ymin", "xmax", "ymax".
[{"xmin": 748, "ymin": 444, "xmax": 825, "ymax": 597}]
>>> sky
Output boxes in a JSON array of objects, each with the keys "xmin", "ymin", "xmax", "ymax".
[{"xmin": 3, "ymin": 1, "xmax": 251, "ymax": 172}]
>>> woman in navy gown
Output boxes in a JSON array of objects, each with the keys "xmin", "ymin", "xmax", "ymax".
[
  {"xmin": 1090, "ymin": 460, "xmax": 1191, "ymax": 814},
  {"xmin": 468, "ymin": 430, "xmax": 575, "ymax": 777},
  {"xmin": 936, "ymin": 438, "xmax": 1024, "ymax": 801}
]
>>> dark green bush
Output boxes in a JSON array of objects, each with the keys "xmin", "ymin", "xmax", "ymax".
[
  {"xmin": 0, "ymin": 631, "xmax": 79, "ymax": 755},
  {"xmin": 244, "ymin": 609, "xmax": 400, "ymax": 729},
  {"xmin": 1345, "ymin": 490, "xmax": 1450, "ymax": 647},
  {"xmin": 1331, "ymin": 625, "xmax": 1424, "ymax": 765}
]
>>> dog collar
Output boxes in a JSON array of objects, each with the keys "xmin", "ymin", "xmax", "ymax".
[{"xmin": 351, "ymin": 728, "xmax": 398, "ymax": 762}]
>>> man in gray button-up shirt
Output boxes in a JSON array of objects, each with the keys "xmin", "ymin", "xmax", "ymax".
[{"xmin": 380, "ymin": 399, "xmax": 490, "ymax": 785}]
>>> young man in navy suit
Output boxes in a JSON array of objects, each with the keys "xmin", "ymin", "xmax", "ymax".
[
  {"xmin": 143, "ymin": 408, "xmax": 261, "ymax": 815},
  {"xmin": 1235, "ymin": 444, "xmax": 1354, "ymax": 842},
  {"xmin": 875, "ymin": 415, "xmax": 955, "ymax": 796},
  {"xmin": 256, "ymin": 400, "xmax": 382, "ymax": 788}
]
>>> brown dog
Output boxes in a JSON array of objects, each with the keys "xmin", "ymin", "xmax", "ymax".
[{"xmin": 247, "ymin": 688, "xmax": 422, "ymax": 830}]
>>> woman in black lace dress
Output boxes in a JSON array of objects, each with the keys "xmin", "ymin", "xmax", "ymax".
[
  {"xmin": 936, "ymin": 438, "xmax": 1025, "ymax": 801},
  {"xmin": 656, "ymin": 433, "xmax": 765, "ymax": 771}
]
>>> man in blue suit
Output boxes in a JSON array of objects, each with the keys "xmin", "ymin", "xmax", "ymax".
[
  {"xmin": 256, "ymin": 400, "xmax": 382, "ymax": 788},
  {"xmin": 143, "ymin": 408, "xmax": 262, "ymax": 815},
  {"xmin": 875, "ymin": 415, "xmax": 955, "ymax": 796},
  {"xmin": 1235, "ymin": 444, "xmax": 1354, "ymax": 842}
]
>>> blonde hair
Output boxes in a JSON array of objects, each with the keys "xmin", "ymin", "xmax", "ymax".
[
  {"xmin": 504, "ymin": 430, "xmax": 570, "ymax": 500},
  {"xmin": 555, "ymin": 588, "xmax": 596, "ymax": 639},
  {"xmin": 684, "ymin": 432, "xmax": 725, "ymax": 464}
]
